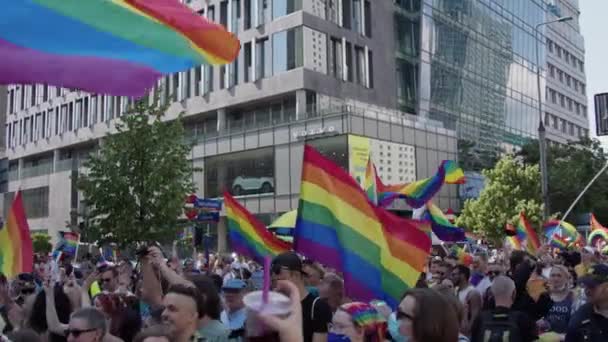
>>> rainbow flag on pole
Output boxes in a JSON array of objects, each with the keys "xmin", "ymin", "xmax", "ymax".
[
  {"xmin": 0, "ymin": 0, "xmax": 240, "ymax": 97},
  {"xmin": 517, "ymin": 212, "xmax": 540, "ymax": 254},
  {"xmin": 377, "ymin": 160, "xmax": 465, "ymax": 208},
  {"xmin": 0, "ymin": 192, "xmax": 34, "ymax": 278},
  {"xmin": 224, "ymin": 192, "xmax": 291, "ymax": 263},
  {"xmin": 294, "ymin": 145, "xmax": 432, "ymax": 307},
  {"xmin": 53, "ymin": 231, "xmax": 80, "ymax": 258}
]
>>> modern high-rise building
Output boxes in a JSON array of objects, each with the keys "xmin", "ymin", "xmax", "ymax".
[{"xmin": 3, "ymin": 0, "xmax": 588, "ymax": 247}]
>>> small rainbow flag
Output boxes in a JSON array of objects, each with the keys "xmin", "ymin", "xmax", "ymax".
[
  {"xmin": 377, "ymin": 160, "xmax": 465, "ymax": 208},
  {"xmin": 363, "ymin": 156, "xmax": 378, "ymax": 205},
  {"xmin": 506, "ymin": 235, "xmax": 523, "ymax": 250},
  {"xmin": 422, "ymin": 202, "xmax": 465, "ymax": 242},
  {"xmin": 0, "ymin": 0, "xmax": 240, "ymax": 97},
  {"xmin": 294, "ymin": 145, "xmax": 432, "ymax": 307},
  {"xmin": 544, "ymin": 220, "xmax": 581, "ymax": 244},
  {"xmin": 55, "ymin": 231, "xmax": 79, "ymax": 257},
  {"xmin": 451, "ymin": 245, "xmax": 473, "ymax": 266},
  {"xmin": 0, "ymin": 192, "xmax": 34, "ymax": 278},
  {"xmin": 224, "ymin": 192, "xmax": 291, "ymax": 263},
  {"xmin": 517, "ymin": 213, "xmax": 540, "ymax": 254}
]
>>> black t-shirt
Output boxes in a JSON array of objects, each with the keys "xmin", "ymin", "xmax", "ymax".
[
  {"xmin": 565, "ymin": 303, "xmax": 608, "ymax": 342},
  {"xmin": 470, "ymin": 306, "xmax": 537, "ymax": 342},
  {"xmin": 301, "ymin": 292, "xmax": 332, "ymax": 342}
]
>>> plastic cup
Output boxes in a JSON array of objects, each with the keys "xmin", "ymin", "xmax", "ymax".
[{"xmin": 243, "ymin": 290, "xmax": 291, "ymax": 340}]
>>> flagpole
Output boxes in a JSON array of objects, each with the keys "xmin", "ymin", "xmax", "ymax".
[
  {"xmin": 557, "ymin": 161, "xmax": 608, "ymax": 238},
  {"xmin": 73, "ymin": 234, "xmax": 82, "ymax": 263}
]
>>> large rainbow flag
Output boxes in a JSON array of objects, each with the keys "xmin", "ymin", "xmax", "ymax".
[
  {"xmin": 422, "ymin": 202, "xmax": 466, "ymax": 242},
  {"xmin": 0, "ymin": 192, "xmax": 34, "ymax": 278},
  {"xmin": 294, "ymin": 145, "xmax": 431, "ymax": 307},
  {"xmin": 377, "ymin": 160, "xmax": 465, "ymax": 208},
  {"xmin": 0, "ymin": 0, "xmax": 240, "ymax": 97},
  {"xmin": 517, "ymin": 212, "xmax": 540, "ymax": 254},
  {"xmin": 224, "ymin": 192, "xmax": 291, "ymax": 263}
]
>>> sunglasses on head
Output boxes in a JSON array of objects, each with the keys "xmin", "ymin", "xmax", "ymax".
[{"xmin": 66, "ymin": 328, "xmax": 97, "ymax": 338}]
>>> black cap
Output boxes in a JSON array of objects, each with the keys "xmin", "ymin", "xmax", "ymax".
[
  {"xmin": 579, "ymin": 264, "xmax": 608, "ymax": 288},
  {"xmin": 271, "ymin": 252, "xmax": 303, "ymax": 273}
]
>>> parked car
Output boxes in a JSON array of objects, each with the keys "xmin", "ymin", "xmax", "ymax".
[{"xmin": 232, "ymin": 176, "xmax": 274, "ymax": 195}]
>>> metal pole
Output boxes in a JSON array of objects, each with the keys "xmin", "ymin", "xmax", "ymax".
[
  {"xmin": 558, "ymin": 161, "xmax": 608, "ymax": 228},
  {"xmin": 535, "ymin": 24, "xmax": 550, "ymax": 221}
]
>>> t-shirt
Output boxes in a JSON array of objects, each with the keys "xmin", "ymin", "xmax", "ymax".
[
  {"xmin": 301, "ymin": 292, "xmax": 332, "ymax": 342},
  {"xmin": 565, "ymin": 303, "xmax": 608, "ymax": 342},
  {"xmin": 545, "ymin": 292, "xmax": 574, "ymax": 334}
]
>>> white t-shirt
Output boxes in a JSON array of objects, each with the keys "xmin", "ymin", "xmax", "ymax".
[{"xmin": 475, "ymin": 276, "xmax": 492, "ymax": 296}]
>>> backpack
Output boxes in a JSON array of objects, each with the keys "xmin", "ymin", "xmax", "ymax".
[{"xmin": 476, "ymin": 310, "xmax": 521, "ymax": 342}]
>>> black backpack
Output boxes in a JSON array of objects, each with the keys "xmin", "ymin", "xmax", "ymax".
[{"xmin": 476, "ymin": 310, "xmax": 522, "ymax": 342}]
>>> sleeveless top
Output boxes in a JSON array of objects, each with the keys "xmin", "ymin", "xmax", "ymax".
[
  {"xmin": 458, "ymin": 285, "xmax": 476, "ymax": 304},
  {"xmin": 545, "ymin": 292, "xmax": 574, "ymax": 334}
]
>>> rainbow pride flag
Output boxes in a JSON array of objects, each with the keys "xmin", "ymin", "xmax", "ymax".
[
  {"xmin": 54, "ymin": 231, "xmax": 79, "ymax": 257},
  {"xmin": 450, "ymin": 245, "xmax": 473, "ymax": 266},
  {"xmin": 544, "ymin": 220, "xmax": 581, "ymax": 244},
  {"xmin": 0, "ymin": 0, "xmax": 240, "ymax": 97},
  {"xmin": 506, "ymin": 235, "xmax": 523, "ymax": 250},
  {"xmin": 422, "ymin": 202, "xmax": 465, "ymax": 242},
  {"xmin": 294, "ymin": 145, "xmax": 432, "ymax": 307},
  {"xmin": 224, "ymin": 192, "xmax": 291, "ymax": 263},
  {"xmin": 517, "ymin": 213, "xmax": 540, "ymax": 254},
  {"xmin": 363, "ymin": 157, "xmax": 378, "ymax": 205},
  {"xmin": 0, "ymin": 192, "xmax": 34, "ymax": 278},
  {"xmin": 588, "ymin": 229, "xmax": 608, "ymax": 249},
  {"xmin": 377, "ymin": 160, "xmax": 465, "ymax": 208},
  {"xmin": 550, "ymin": 234, "xmax": 569, "ymax": 250}
]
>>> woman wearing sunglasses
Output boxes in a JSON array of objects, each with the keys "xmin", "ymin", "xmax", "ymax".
[{"xmin": 397, "ymin": 288, "xmax": 460, "ymax": 342}]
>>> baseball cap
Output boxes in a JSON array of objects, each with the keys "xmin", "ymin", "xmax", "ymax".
[
  {"xmin": 271, "ymin": 252, "xmax": 303, "ymax": 274},
  {"xmin": 222, "ymin": 279, "xmax": 247, "ymax": 292},
  {"xmin": 578, "ymin": 264, "xmax": 608, "ymax": 288}
]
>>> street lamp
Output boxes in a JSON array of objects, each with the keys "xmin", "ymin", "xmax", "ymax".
[{"xmin": 534, "ymin": 16, "xmax": 573, "ymax": 220}]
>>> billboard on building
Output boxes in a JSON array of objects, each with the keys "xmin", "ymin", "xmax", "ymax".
[{"xmin": 594, "ymin": 93, "xmax": 608, "ymax": 136}]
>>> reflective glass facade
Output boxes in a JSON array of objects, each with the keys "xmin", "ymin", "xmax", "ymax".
[{"xmin": 401, "ymin": 0, "xmax": 550, "ymax": 151}]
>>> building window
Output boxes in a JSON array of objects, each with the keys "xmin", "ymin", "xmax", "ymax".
[
  {"xmin": 205, "ymin": 147, "xmax": 275, "ymax": 198},
  {"xmin": 550, "ymin": 89, "xmax": 556, "ymax": 104},
  {"xmin": 30, "ymin": 86, "xmax": 37, "ymax": 106},
  {"xmin": 569, "ymin": 123, "xmax": 575, "ymax": 136},
  {"xmin": 549, "ymin": 64, "xmax": 555, "ymax": 78},
  {"xmin": 579, "ymin": 60, "xmax": 584, "ymax": 72},
  {"xmin": 90, "ymin": 96, "xmax": 98, "ymax": 125},
  {"xmin": 364, "ymin": 1, "xmax": 372, "ymax": 37},
  {"xmin": 567, "ymin": 98, "xmax": 573, "ymax": 111},
  {"xmin": 368, "ymin": 50, "xmax": 374, "ymax": 88},
  {"xmin": 559, "ymin": 94, "xmax": 565, "ymax": 107},
  {"xmin": 244, "ymin": 0, "xmax": 252, "ymax": 29},
  {"xmin": 4, "ymin": 187, "xmax": 50, "ymax": 219},
  {"xmin": 231, "ymin": 0, "xmax": 241, "ymax": 32},
  {"xmin": 352, "ymin": 0, "xmax": 362, "ymax": 33},
  {"xmin": 561, "ymin": 119, "xmax": 567, "ymax": 133},
  {"xmin": 42, "ymin": 85, "xmax": 48, "ymax": 102},
  {"xmin": 557, "ymin": 70, "xmax": 563, "ymax": 83},
  {"xmin": 345, "ymin": 42, "xmax": 353, "ymax": 82},
  {"xmin": 8, "ymin": 89, "xmax": 14, "ymax": 114},
  {"xmin": 574, "ymin": 79, "xmax": 579, "ymax": 91},
  {"xmin": 547, "ymin": 39, "xmax": 553, "ymax": 52},
  {"xmin": 553, "ymin": 116, "xmax": 558, "ymax": 129},
  {"xmin": 396, "ymin": 58, "xmax": 417, "ymax": 113},
  {"xmin": 556, "ymin": 46, "xmax": 562, "ymax": 58},
  {"xmin": 272, "ymin": 0, "xmax": 301, "ymax": 19},
  {"xmin": 220, "ymin": 1, "xmax": 228, "ymax": 29},
  {"xmin": 575, "ymin": 102, "xmax": 580, "ymax": 115},
  {"xmin": 566, "ymin": 74, "xmax": 571, "ymax": 87},
  {"xmin": 342, "ymin": 0, "xmax": 352, "ymax": 29},
  {"xmin": 220, "ymin": 66, "xmax": 226, "ymax": 89},
  {"xmin": 354, "ymin": 46, "xmax": 366, "ymax": 85},
  {"xmin": 328, "ymin": 37, "xmax": 343, "ymax": 79},
  {"xmin": 272, "ymin": 27, "xmax": 303, "ymax": 74},
  {"xmin": 544, "ymin": 112, "xmax": 551, "ymax": 125},
  {"xmin": 581, "ymin": 84, "xmax": 586, "ymax": 95},
  {"xmin": 208, "ymin": 5, "xmax": 215, "ymax": 22},
  {"xmin": 244, "ymin": 42, "xmax": 252, "ymax": 82},
  {"xmin": 256, "ymin": 37, "xmax": 272, "ymax": 79}
]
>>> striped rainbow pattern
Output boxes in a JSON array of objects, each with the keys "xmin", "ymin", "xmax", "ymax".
[
  {"xmin": 550, "ymin": 234, "xmax": 569, "ymax": 250},
  {"xmin": 364, "ymin": 157, "xmax": 378, "ymax": 205},
  {"xmin": 294, "ymin": 145, "xmax": 432, "ymax": 307},
  {"xmin": 451, "ymin": 245, "xmax": 473, "ymax": 266},
  {"xmin": 57, "ymin": 231, "xmax": 79, "ymax": 256},
  {"xmin": 224, "ymin": 192, "xmax": 291, "ymax": 263},
  {"xmin": 423, "ymin": 202, "xmax": 465, "ymax": 242},
  {"xmin": 506, "ymin": 235, "xmax": 523, "ymax": 250},
  {"xmin": 0, "ymin": 192, "xmax": 34, "ymax": 278},
  {"xmin": 588, "ymin": 229, "xmax": 608, "ymax": 249},
  {"xmin": 0, "ymin": 0, "xmax": 240, "ymax": 97},
  {"xmin": 517, "ymin": 212, "xmax": 540, "ymax": 254},
  {"xmin": 544, "ymin": 220, "xmax": 581, "ymax": 245},
  {"xmin": 377, "ymin": 160, "xmax": 465, "ymax": 208}
]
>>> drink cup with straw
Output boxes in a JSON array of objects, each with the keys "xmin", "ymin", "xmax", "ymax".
[{"xmin": 243, "ymin": 256, "xmax": 291, "ymax": 339}]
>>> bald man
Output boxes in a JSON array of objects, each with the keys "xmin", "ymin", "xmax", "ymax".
[{"xmin": 470, "ymin": 276, "xmax": 537, "ymax": 342}]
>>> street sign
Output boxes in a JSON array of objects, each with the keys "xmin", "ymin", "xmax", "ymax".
[
  {"xmin": 197, "ymin": 212, "xmax": 220, "ymax": 222},
  {"xmin": 195, "ymin": 198, "xmax": 222, "ymax": 211}
]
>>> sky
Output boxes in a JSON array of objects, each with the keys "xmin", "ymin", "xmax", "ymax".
[{"xmin": 579, "ymin": 1, "xmax": 608, "ymax": 144}]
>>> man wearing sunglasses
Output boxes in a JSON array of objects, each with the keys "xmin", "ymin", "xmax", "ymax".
[
  {"xmin": 272, "ymin": 252, "xmax": 332, "ymax": 342},
  {"xmin": 98, "ymin": 266, "xmax": 119, "ymax": 293},
  {"xmin": 66, "ymin": 307, "xmax": 107, "ymax": 342}
]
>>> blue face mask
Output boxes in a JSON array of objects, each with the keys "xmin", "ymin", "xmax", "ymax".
[
  {"xmin": 328, "ymin": 332, "xmax": 351, "ymax": 342},
  {"xmin": 388, "ymin": 313, "xmax": 408, "ymax": 342}
]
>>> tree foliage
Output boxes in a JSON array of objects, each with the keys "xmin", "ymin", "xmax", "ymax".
[
  {"xmin": 518, "ymin": 137, "xmax": 608, "ymax": 223},
  {"xmin": 456, "ymin": 156, "xmax": 543, "ymax": 244},
  {"xmin": 78, "ymin": 96, "xmax": 196, "ymax": 247},
  {"xmin": 32, "ymin": 233, "xmax": 53, "ymax": 255}
]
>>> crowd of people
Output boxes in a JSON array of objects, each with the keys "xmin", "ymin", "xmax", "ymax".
[{"xmin": 1, "ymin": 243, "xmax": 608, "ymax": 342}]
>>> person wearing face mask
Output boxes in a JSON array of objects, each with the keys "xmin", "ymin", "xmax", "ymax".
[
  {"xmin": 538, "ymin": 265, "xmax": 579, "ymax": 336},
  {"xmin": 328, "ymin": 302, "xmax": 387, "ymax": 342}
]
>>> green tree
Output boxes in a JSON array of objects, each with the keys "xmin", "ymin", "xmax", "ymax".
[
  {"xmin": 32, "ymin": 233, "xmax": 53, "ymax": 255},
  {"xmin": 456, "ymin": 156, "xmax": 544, "ymax": 244},
  {"xmin": 78, "ymin": 96, "xmax": 197, "ymax": 247},
  {"xmin": 518, "ymin": 137, "xmax": 608, "ymax": 223}
]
